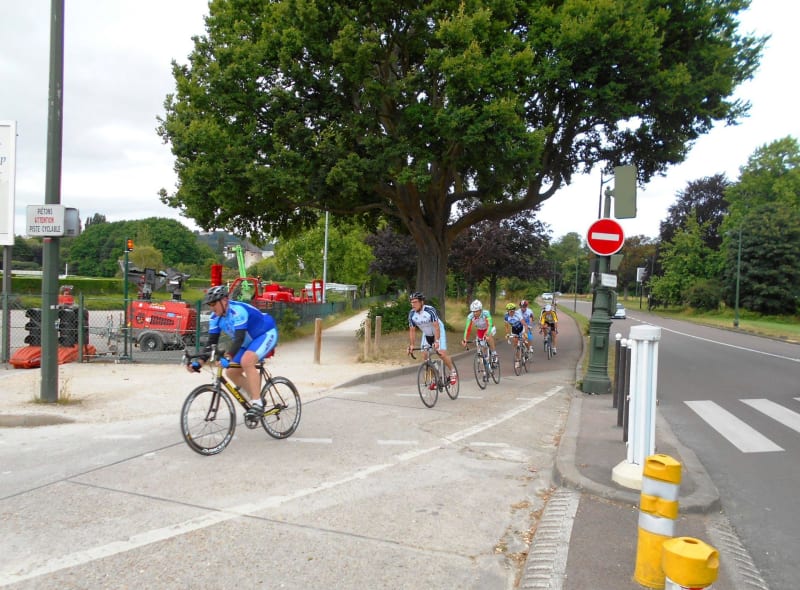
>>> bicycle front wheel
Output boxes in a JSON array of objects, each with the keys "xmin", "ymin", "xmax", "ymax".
[
  {"xmin": 260, "ymin": 377, "xmax": 302, "ymax": 439},
  {"xmin": 445, "ymin": 360, "xmax": 459, "ymax": 400},
  {"xmin": 514, "ymin": 345, "xmax": 523, "ymax": 376},
  {"xmin": 180, "ymin": 385, "xmax": 236, "ymax": 456},
  {"xmin": 417, "ymin": 362, "xmax": 438, "ymax": 407},
  {"xmin": 491, "ymin": 354, "xmax": 501, "ymax": 384},
  {"xmin": 473, "ymin": 353, "xmax": 488, "ymax": 389}
]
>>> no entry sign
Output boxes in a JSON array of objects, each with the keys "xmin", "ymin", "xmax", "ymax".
[{"xmin": 587, "ymin": 218, "xmax": 624, "ymax": 256}]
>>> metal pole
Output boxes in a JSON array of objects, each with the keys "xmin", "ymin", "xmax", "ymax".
[
  {"xmin": 734, "ymin": 227, "xmax": 742, "ymax": 328},
  {"xmin": 2, "ymin": 247, "xmax": 11, "ymax": 363},
  {"xmin": 322, "ymin": 211, "xmax": 329, "ymax": 304},
  {"xmin": 123, "ymin": 246, "xmax": 130, "ymax": 358},
  {"xmin": 40, "ymin": 0, "xmax": 65, "ymax": 403}
]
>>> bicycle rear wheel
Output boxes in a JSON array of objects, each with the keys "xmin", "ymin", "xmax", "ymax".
[
  {"xmin": 180, "ymin": 385, "xmax": 236, "ymax": 456},
  {"xmin": 445, "ymin": 360, "xmax": 459, "ymax": 400},
  {"xmin": 260, "ymin": 377, "xmax": 302, "ymax": 439},
  {"xmin": 473, "ymin": 353, "xmax": 488, "ymax": 389},
  {"xmin": 417, "ymin": 362, "xmax": 438, "ymax": 407}
]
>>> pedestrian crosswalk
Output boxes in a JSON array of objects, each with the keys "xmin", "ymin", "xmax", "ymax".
[{"xmin": 685, "ymin": 398, "xmax": 800, "ymax": 453}]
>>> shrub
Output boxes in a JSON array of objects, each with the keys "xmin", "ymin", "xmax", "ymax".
[{"xmin": 686, "ymin": 279, "xmax": 722, "ymax": 311}]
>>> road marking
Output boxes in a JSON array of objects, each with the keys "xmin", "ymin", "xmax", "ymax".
[
  {"xmin": 641, "ymin": 323, "xmax": 800, "ymax": 363},
  {"xmin": 289, "ymin": 437, "xmax": 333, "ymax": 444},
  {"xmin": 685, "ymin": 400, "xmax": 783, "ymax": 453},
  {"xmin": 0, "ymin": 385, "xmax": 563, "ymax": 587},
  {"xmin": 741, "ymin": 399, "xmax": 800, "ymax": 434},
  {"xmin": 93, "ymin": 435, "xmax": 143, "ymax": 440}
]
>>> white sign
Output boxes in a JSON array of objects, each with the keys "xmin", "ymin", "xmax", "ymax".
[
  {"xmin": 26, "ymin": 204, "xmax": 66, "ymax": 237},
  {"xmin": 0, "ymin": 120, "xmax": 17, "ymax": 246},
  {"xmin": 600, "ymin": 273, "xmax": 618, "ymax": 288}
]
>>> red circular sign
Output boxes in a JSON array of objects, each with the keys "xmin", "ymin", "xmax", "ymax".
[{"xmin": 586, "ymin": 218, "xmax": 625, "ymax": 256}]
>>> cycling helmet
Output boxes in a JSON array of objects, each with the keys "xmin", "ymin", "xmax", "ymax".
[
  {"xmin": 203, "ymin": 285, "xmax": 228, "ymax": 305},
  {"xmin": 506, "ymin": 303, "xmax": 516, "ymax": 311},
  {"xmin": 520, "ymin": 299, "xmax": 529, "ymax": 307},
  {"xmin": 470, "ymin": 299, "xmax": 483, "ymax": 312},
  {"xmin": 409, "ymin": 291, "xmax": 425, "ymax": 301},
  {"xmin": 544, "ymin": 304, "xmax": 553, "ymax": 312}
]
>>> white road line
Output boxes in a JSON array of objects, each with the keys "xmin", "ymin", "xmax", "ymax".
[
  {"xmin": 289, "ymin": 438, "xmax": 333, "ymax": 444},
  {"xmin": 0, "ymin": 385, "xmax": 563, "ymax": 587},
  {"xmin": 641, "ymin": 322, "xmax": 800, "ymax": 363},
  {"xmin": 741, "ymin": 399, "xmax": 800, "ymax": 434},
  {"xmin": 685, "ymin": 400, "xmax": 783, "ymax": 453}
]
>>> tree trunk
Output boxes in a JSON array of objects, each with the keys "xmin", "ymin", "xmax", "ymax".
[
  {"xmin": 412, "ymin": 230, "xmax": 449, "ymax": 320},
  {"xmin": 488, "ymin": 274, "xmax": 499, "ymax": 316}
]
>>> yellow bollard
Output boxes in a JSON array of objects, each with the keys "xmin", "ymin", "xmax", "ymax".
[
  {"xmin": 634, "ymin": 454, "xmax": 682, "ymax": 588},
  {"xmin": 662, "ymin": 537, "xmax": 719, "ymax": 589}
]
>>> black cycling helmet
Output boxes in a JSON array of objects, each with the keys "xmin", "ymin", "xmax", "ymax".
[
  {"xmin": 409, "ymin": 291, "xmax": 425, "ymax": 301},
  {"xmin": 203, "ymin": 285, "xmax": 228, "ymax": 305}
]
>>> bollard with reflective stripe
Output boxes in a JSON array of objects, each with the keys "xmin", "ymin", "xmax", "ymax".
[
  {"xmin": 662, "ymin": 537, "xmax": 719, "ymax": 590},
  {"xmin": 634, "ymin": 454, "xmax": 682, "ymax": 589}
]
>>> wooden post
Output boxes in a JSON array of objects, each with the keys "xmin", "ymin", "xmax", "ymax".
[
  {"xmin": 374, "ymin": 316, "xmax": 382, "ymax": 359},
  {"xmin": 314, "ymin": 318, "xmax": 322, "ymax": 364},
  {"xmin": 364, "ymin": 316, "xmax": 372, "ymax": 359}
]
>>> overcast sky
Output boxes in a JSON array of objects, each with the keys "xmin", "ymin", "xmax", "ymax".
[{"xmin": 1, "ymin": 0, "xmax": 797, "ymax": 244}]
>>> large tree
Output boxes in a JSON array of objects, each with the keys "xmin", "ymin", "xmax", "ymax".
[
  {"xmin": 158, "ymin": 0, "xmax": 764, "ymax": 316},
  {"xmin": 659, "ymin": 174, "xmax": 731, "ymax": 249}
]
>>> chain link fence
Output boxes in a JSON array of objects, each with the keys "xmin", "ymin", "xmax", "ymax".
[{"xmin": 2, "ymin": 291, "xmax": 389, "ymax": 365}]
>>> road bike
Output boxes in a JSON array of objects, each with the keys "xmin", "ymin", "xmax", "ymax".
[
  {"xmin": 180, "ymin": 347, "xmax": 301, "ymax": 455},
  {"xmin": 541, "ymin": 325, "xmax": 553, "ymax": 360},
  {"xmin": 507, "ymin": 333, "xmax": 531, "ymax": 375},
  {"xmin": 466, "ymin": 336, "xmax": 500, "ymax": 389},
  {"xmin": 409, "ymin": 345, "xmax": 459, "ymax": 408}
]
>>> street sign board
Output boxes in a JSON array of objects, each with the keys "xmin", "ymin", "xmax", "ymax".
[{"xmin": 587, "ymin": 218, "xmax": 624, "ymax": 256}]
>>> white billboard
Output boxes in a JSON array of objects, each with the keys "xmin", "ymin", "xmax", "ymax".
[{"xmin": 0, "ymin": 120, "xmax": 17, "ymax": 246}]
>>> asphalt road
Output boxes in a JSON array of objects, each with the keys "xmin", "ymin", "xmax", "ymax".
[
  {"xmin": 0, "ymin": 331, "xmax": 578, "ymax": 589},
  {"xmin": 594, "ymin": 302, "xmax": 800, "ymax": 590}
]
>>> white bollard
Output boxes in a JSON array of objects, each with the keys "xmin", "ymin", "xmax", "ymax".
[
  {"xmin": 627, "ymin": 325, "xmax": 662, "ymax": 466},
  {"xmin": 612, "ymin": 325, "xmax": 662, "ymax": 489}
]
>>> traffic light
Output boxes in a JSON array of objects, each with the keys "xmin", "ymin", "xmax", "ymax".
[
  {"xmin": 24, "ymin": 308, "xmax": 42, "ymax": 346},
  {"xmin": 57, "ymin": 308, "xmax": 78, "ymax": 347},
  {"xmin": 126, "ymin": 238, "xmax": 134, "ymax": 252}
]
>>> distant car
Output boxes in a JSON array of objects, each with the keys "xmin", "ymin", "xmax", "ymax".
[
  {"xmin": 541, "ymin": 292, "xmax": 554, "ymax": 301},
  {"xmin": 612, "ymin": 303, "xmax": 626, "ymax": 319}
]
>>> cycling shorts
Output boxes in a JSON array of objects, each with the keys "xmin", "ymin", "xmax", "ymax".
[{"xmin": 231, "ymin": 327, "xmax": 278, "ymax": 363}]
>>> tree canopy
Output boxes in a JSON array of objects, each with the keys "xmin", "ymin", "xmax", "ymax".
[
  {"xmin": 158, "ymin": 0, "xmax": 764, "ymax": 316},
  {"xmin": 67, "ymin": 218, "xmax": 214, "ymax": 277}
]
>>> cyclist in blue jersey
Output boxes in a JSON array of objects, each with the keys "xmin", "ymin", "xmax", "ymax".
[
  {"xmin": 189, "ymin": 285, "xmax": 279, "ymax": 418},
  {"xmin": 407, "ymin": 292, "xmax": 457, "ymax": 385}
]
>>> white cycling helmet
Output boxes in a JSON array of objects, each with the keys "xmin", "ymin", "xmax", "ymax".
[
  {"xmin": 544, "ymin": 304, "xmax": 552, "ymax": 312},
  {"xmin": 470, "ymin": 299, "xmax": 483, "ymax": 312}
]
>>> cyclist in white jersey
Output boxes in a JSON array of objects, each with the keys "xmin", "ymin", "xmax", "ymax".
[
  {"xmin": 407, "ymin": 292, "xmax": 457, "ymax": 385},
  {"xmin": 519, "ymin": 299, "xmax": 536, "ymax": 347}
]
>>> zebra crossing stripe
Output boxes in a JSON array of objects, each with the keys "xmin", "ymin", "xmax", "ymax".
[
  {"xmin": 741, "ymin": 399, "xmax": 800, "ymax": 434},
  {"xmin": 685, "ymin": 400, "xmax": 783, "ymax": 453}
]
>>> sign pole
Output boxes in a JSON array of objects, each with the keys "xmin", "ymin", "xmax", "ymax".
[
  {"xmin": 40, "ymin": 0, "xmax": 65, "ymax": 403},
  {"xmin": 582, "ymin": 215, "xmax": 624, "ymax": 394}
]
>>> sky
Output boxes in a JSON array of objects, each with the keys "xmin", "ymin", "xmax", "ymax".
[{"xmin": 1, "ymin": 0, "xmax": 798, "ymax": 244}]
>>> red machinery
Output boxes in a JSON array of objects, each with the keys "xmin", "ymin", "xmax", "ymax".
[{"xmin": 123, "ymin": 264, "xmax": 197, "ymax": 351}]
